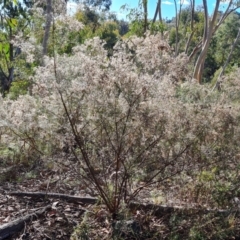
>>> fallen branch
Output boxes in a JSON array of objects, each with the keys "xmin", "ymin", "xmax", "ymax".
[
  {"xmin": 7, "ymin": 191, "xmax": 237, "ymax": 217},
  {"xmin": 0, "ymin": 205, "xmax": 51, "ymax": 240},
  {"xmin": 7, "ymin": 191, "xmax": 97, "ymax": 204}
]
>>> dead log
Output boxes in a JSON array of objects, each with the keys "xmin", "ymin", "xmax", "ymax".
[
  {"xmin": 7, "ymin": 191, "xmax": 237, "ymax": 217},
  {"xmin": 0, "ymin": 205, "xmax": 51, "ymax": 240},
  {"xmin": 7, "ymin": 191, "xmax": 97, "ymax": 204}
]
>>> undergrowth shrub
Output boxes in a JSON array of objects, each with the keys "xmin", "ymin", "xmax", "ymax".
[{"xmin": 0, "ymin": 32, "xmax": 240, "ymax": 219}]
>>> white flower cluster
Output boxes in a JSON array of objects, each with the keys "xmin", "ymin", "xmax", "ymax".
[{"xmin": 56, "ymin": 15, "xmax": 84, "ymax": 32}]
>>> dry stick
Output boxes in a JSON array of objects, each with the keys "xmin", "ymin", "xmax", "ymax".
[
  {"xmin": 5, "ymin": 192, "xmax": 237, "ymax": 227},
  {"xmin": 50, "ymin": 5, "xmax": 113, "ymax": 212},
  {"xmin": 113, "ymin": 91, "xmax": 143, "ymax": 212},
  {"xmin": 0, "ymin": 205, "xmax": 51, "ymax": 240},
  {"xmin": 59, "ymin": 91, "xmax": 114, "ymax": 212},
  {"xmin": 70, "ymin": 146, "xmax": 97, "ymax": 187},
  {"xmin": 129, "ymin": 143, "xmax": 193, "ymax": 201},
  {"xmin": 9, "ymin": 128, "xmax": 43, "ymax": 155},
  {"xmin": 118, "ymin": 164, "xmax": 130, "ymax": 203},
  {"xmin": 112, "ymin": 91, "xmax": 164, "ymax": 206},
  {"xmin": 7, "ymin": 192, "xmax": 97, "ymax": 204},
  {"xmin": 102, "ymin": 118, "xmax": 117, "ymax": 154},
  {"xmin": 7, "ymin": 191, "xmax": 234, "ymax": 216},
  {"xmin": 7, "ymin": 191, "xmax": 237, "ymax": 215},
  {"xmin": 100, "ymin": 121, "xmax": 119, "ymax": 198}
]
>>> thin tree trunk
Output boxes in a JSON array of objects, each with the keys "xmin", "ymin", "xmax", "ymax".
[
  {"xmin": 143, "ymin": 0, "xmax": 148, "ymax": 33},
  {"xmin": 173, "ymin": 0, "xmax": 178, "ymax": 56},
  {"xmin": 152, "ymin": 0, "xmax": 163, "ymax": 37},
  {"xmin": 158, "ymin": 0, "xmax": 162, "ymax": 23},
  {"xmin": 42, "ymin": 0, "xmax": 52, "ymax": 56},
  {"xmin": 152, "ymin": 0, "xmax": 161, "ymax": 24},
  {"xmin": 192, "ymin": 0, "xmax": 220, "ymax": 83},
  {"xmin": 185, "ymin": 0, "xmax": 195, "ymax": 54},
  {"xmin": 219, "ymin": 27, "xmax": 240, "ymax": 77},
  {"xmin": 158, "ymin": 0, "xmax": 163, "ymax": 39},
  {"xmin": 187, "ymin": 0, "xmax": 240, "ymax": 84},
  {"xmin": 213, "ymin": 27, "xmax": 240, "ymax": 91},
  {"xmin": 188, "ymin": 1, "xmax": 238, "ymax": 61},
  {"xmin": 173, "ymin": 0, "xmax": 182, "ymax": 56}
]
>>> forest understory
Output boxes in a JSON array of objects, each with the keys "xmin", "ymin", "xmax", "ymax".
[{"xmin": 1, "ymin": 152, "xmax": 240, "ymax": 240}]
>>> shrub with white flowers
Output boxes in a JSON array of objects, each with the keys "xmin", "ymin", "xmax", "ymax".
[{"xmin": 1, "ymin": 27, "xmax": 240, "ymax": 215}]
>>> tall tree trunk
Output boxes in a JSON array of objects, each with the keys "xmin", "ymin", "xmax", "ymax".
[
  {"xmin": 158, "ymin": 0, "xmax": 162, "ymax": 23},
  {"xmin": 143, "ymin": 0, "xmax": 148, "ymax": 33},
  {"xmin": 188, "ymin": 0, "xmax": 239, "ymax": 62},
  {"xmin": 192, "ymin": 0, "xmax": 220, "ymax": 83},
  {"xmin": 152, "ymin": 0, "xmax": 163, "ymax": 38},
  {"xmin": 185, "ymin": 0, "xmax": 195, "ymax": 54},
  {"xmin": 173, "ymin": 0, "xmax": 182, "ymax": 56},
  {"xmin": 42, "ymin": 0, "xmax": 52, "ymax": 56},
  {"xmin": 153, "ymin": 0, "xmax": 162, "ymax": 24}
]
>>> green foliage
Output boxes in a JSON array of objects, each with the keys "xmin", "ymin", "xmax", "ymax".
[
  {"xmin": 169, "ymin": 27, "xmax": 178, "ymax": 46},
  {"xmin": 168, "ymin": 9, "xmax": 204, "ymax": 53},
  {"xmin": 202, "ymin": 38, "xmax": 219, "ymax": 82},
  {"xmin": 75, "ymin": 7, "xmax": 100, "ymax": 29},
  {"xmin": 122, "ymin": 3, "xmax": 147, "ymax": 37},
  {"xmin": 9, "ymin": 79, "xmax": 30, "ymax": 99},
  {"xmin": 96, "ymin": 21, "xmax": 119, "ymax": 55},
  {"xmin": 213, "ymin": 12, "xmax": 240, "ymax": 73},
  {"xmin": 75, "ymin": 9, "xmax": 120, "ymax": 55},
  {"xmin": 118, "ymin": 20, "xmax": 129, "ymax": 36},
  {"xmin": 126, "ymin": 19, "xmax": 145, "ymax": 37},
  {"xmin": 0, "ymin": 0, "xmax": 31, "ymax": 95},
  {"xmin": 0, "ymin": 147, "xmax": 17, "ymax": 163},
  {"xmin": 150, "ymin": 21, "xmax": 167, "ymax": 34},
  {"xmin": 71, "ymin": 212, "xmax": 90, "ymax": 240}
]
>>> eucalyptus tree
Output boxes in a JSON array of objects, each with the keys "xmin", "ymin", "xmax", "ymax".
[
  {"xmin": 42, "ymin": 0, "xmax": 52, "ymax": 56},
  {"xmin": 142, "ymin": 0, "xmax": 148, "ymax": 33},
  {"xmin": 41, "ymin": 0, "xmax": 67, "ymax": 58},
  {"xmin": 154, "ymin": 0, "xmax": 240, "ymax": 83},
  {"xmin": 190, "ymin": 0, "xmax": 240, "ymax": 83},
  {"xmin": 214, "ymin": 12, "xmax": 240, "ymax": 68}
]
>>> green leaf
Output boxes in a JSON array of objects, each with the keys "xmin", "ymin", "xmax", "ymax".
[
  {"xmin": 3, "ymin": 43, "xmax": 9, "ymax": 55},
  {"xmin": 7, "ymin": 18, "xmax": 18, "ymax": 28}
]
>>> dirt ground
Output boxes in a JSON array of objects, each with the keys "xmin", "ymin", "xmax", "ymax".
[{"xmin": 1, "ymin": 155, "xmax": 240, "ymax": 240}]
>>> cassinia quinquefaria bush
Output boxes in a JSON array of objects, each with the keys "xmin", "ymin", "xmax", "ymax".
[{"xmin": 1, "ymin": 32, "xmax": 240, "ymax": 209}]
